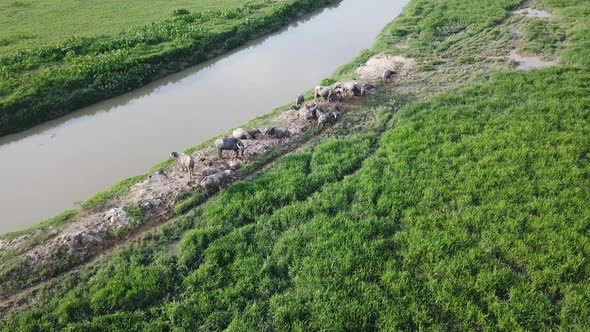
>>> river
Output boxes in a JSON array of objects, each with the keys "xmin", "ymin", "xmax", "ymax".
[{"xmin": 0, "ymin": 0, "xmax": 408, "ymax": 233}]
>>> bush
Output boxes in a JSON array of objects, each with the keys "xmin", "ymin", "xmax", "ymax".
[{"xmin": 178, "ymin": 225, "xmax": 228, "ymax": 269}]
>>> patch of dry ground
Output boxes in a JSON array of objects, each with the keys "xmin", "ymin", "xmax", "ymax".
[
  {"xmin": 512, "ymin": 8, "xmax": 552, "ymax": 19},
  {"xmin": 356, "ymin": 53, "xmax": 416, "ymax": 83}
]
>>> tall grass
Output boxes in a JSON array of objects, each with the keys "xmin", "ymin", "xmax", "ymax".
[{"xmin": 0, "ymin": 0, "xmax": 247, "ymax": 53}]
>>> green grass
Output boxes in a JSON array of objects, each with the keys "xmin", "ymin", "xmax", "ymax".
[
  {"xmin": 2, "ymin": 0, "xmax": 590, "ymax": 330},
  {"xmin": 0, "ymin": 0, "xmax": 247, "ymax": 54}
]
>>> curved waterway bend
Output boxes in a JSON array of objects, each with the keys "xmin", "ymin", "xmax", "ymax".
[{"xmin": 0, "ymin": 0, "xmax": 409, "ymax": 233}]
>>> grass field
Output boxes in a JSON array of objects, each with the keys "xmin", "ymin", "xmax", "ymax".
[
  {"xmin": 0, "ymin": 0, "xmax": 246, "ymax": 54},
  {"xmin": 2, "ymin": 0, "xmax": 590, "ymax": 330}
]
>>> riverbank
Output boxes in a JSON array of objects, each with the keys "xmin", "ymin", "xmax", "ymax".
[
  {"xmin": 3, "ymin": 0, "xmax": 590, "ymax": 329},
  {"xmin": 0, "ymin": 0, "xmax": 338, "ymax": 137}
]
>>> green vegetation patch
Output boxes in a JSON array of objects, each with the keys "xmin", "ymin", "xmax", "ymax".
[
  {"xmin": 372, "ymin": 0, "xmax": 521, "ymax": 57},
  {"xmin": 0, "ymin": 0, "xmax": 247, "ymax": 54},
  {"xmin": 544, "ymin": 0, "xmax": 590, "ymax": 66}
]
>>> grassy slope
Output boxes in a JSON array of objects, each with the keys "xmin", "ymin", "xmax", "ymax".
[
  {"xmin": 0, "ymin": 0, "xmax": 246, "ymax": 54},
  {"xmin": 2, "ymin": 0, "xmax": 590, "ymax": 330}
]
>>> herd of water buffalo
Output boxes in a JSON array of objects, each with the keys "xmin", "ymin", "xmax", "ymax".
[{"xmin": 169, "ymin": 69, "xmax": 396, "ymax": 191}]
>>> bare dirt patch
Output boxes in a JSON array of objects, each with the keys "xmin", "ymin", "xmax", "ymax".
[
  {"xmin": 356, "ymin": 53, "xmax": 416, "ymax": 83},
  {"xmin": 513, "ymin": 8, "xmax": 552, "ymax": 19}
]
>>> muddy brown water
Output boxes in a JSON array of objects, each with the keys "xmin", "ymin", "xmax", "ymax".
[{"xmin": 0, "ymin": 0, "xmax": 409, "ymax": 234}]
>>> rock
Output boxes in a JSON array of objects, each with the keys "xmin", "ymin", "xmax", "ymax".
[
  {"xmin": 228, "ymin": 160, "xmax": 241, "ymax": 170},
  {"xmin": 202, "ymin": 167, "xmax": 219, "ymax": 177},
  {"xmin": 103, "ymin": 208, "xmax": 131, "ymax": 228},
  {"xmin": 200, "ymin": 170, "xmax": 235, "ymax": 194},
  {"xmin": 140, "ymin": 199, "xmax": 161, "ymax": 211}
]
